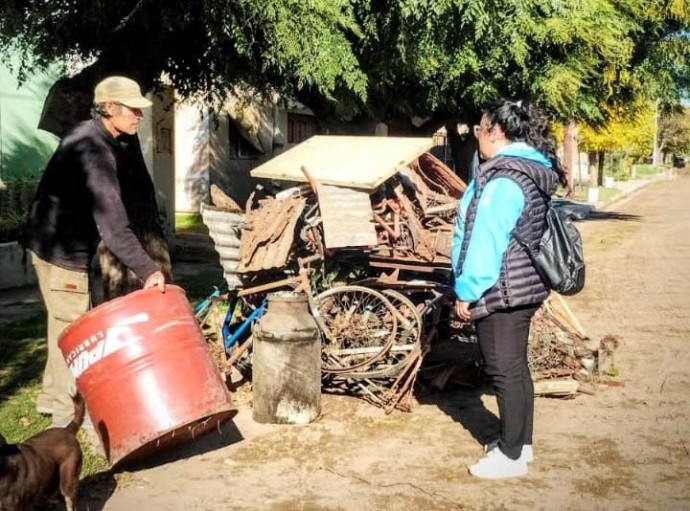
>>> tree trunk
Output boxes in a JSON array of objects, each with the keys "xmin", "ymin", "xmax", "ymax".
[
  {"xmin": 563, "ymin": 122, "xmax": 577, "ymax": 190},
  {"xmin": 446, "ymin": 120, "xmax": 478, "ymax": 184},
  {"xmin": 597, "ymin": 151, "xmax": 606, "ymax": 186},
  {"xmin": 588, "ymin": 151, "xmax": 599, "ymax": 189},
  {"xmin": 37, "ymin": 61, "xmax": 156, "ymax": 138}
]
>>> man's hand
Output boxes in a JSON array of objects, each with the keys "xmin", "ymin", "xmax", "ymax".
[
  {"xmin": 455, "ymin": 300, "xmax": 471, "ymax": 322},
  {"xmin": 143, "ymin": 270, "xmax": 166, "ymax": 293}
]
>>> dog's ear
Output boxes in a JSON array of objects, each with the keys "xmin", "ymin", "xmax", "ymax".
[{"xmin": 0, "ymin": 433, "xmax": 20, "ymax": 457}]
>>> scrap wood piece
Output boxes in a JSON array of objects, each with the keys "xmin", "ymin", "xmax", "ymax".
[
  {"xmin": 433, "ymin": 229, "xmax": 454, "ymax": 259},
  {"xmin": 545, "ymin": 294, "xmax": 587, "ymax": 339},
  {"xmin": 250, "ymin": 135, "xmax": 434, "ymax": 191},
  {"xmin": 238, "ymin": 199, "xmax": 283, "ymax": 262},
  {"xmin": 394, "ymin": 187, "xmax": 435, "ymax": 261},
  {"xmin": 533, "ymin": 378, "xmax": 579, "ymax": 396},
  {"xmin": 210, "ymin": 184, "xmax": 243, "ymax": 212}
]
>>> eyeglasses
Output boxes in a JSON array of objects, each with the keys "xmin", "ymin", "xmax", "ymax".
[
  {"xmin": 473, "ymin": 125, "xmax": 488, "ymax": 138},
  {"xmin": 113, "ymin": 102, "xmax": 143, "ymax": 115}
]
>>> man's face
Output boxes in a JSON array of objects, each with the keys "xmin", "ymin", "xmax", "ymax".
[{"xmin": 105, "ymin": 102, "xmax": 144, "ymax": 136}]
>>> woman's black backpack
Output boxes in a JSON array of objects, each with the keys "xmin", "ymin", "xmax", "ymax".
[{"xmin": 514, "ymin": 195, "xmax": 585, "ymax": 296}]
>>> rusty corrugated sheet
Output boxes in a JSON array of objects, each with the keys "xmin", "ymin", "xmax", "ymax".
[{"xmin": 237, "ymin": 197, "xmax": 306, "ymax": 272}]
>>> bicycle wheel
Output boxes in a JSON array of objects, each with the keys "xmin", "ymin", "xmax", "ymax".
[
  {"xmin": 314, "ymin": 285, "xmax": 398, "ymax": 373},
  {"xmin": 344, "ymin": 289, "xmax": 423, "ymax": 379}
]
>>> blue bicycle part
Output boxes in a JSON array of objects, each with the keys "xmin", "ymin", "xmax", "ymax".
[
  {"xmin": 223, "ymin": 298, "xmax": 267, "ymax": 352},
  {"xmin": 194, "ymin": 283, "xmax": 228, "ymax": 321}
]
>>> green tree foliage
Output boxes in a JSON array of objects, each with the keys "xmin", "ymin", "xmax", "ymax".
[
  {"xmin": 353, "ymin": 0, "xmax": 638, "ymax": 123},
  {"xmin": 0, "ymin": 0, "xmax": 367, "ymax": 106},
  {"xmin": 1, "ymin": 0, "xmax": 689, "ymax": 154},
  {"xmin": 3, "ymin": 1, "xmax": 688, "ymax": 121}
]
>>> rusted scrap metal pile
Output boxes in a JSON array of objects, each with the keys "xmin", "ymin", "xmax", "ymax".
[
  {"xmin": 235, "ymin": 152, "xmax": 465, "ymax": 277},
  {"xmin": 226, "ymin": 142, "xmax": 464, "ymax": 412},
  {"xmin": 422, "ymin": 295, "xmax": 618, "ymax": 397},
  {"xmin": 202, "ymin": 135, "xmax": 611, "ymax": 410}
]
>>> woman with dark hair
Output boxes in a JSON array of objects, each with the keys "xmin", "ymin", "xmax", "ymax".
[{"xmin": 451, "ymin": 99, "xmax": 567, "ymax": 479}]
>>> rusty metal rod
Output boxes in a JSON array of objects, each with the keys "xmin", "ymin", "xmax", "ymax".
[
  {"xmin": 237, "ymin": 275, "xmax": 303, "ymax": 297},
  {"xmin": 227, "ymin": 335, "xmax": 253, "ymax": 366},
  {"xmin": 373, "ymin": 212, "xmax": 401, "ymax": 239}
]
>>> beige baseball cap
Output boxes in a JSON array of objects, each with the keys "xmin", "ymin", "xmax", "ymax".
[{"xmin": 94, "ymin": 76, "xmax": 153, "ymax": 108}]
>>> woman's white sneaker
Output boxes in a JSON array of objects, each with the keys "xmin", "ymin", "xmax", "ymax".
[
  {"xmin": 469, "ymin": 448, "xmax": 528, "ymax": 479},
  {"xmin": 485, "ymin": 440, "xmax": 534, "ymax": 463},
  {"xmin": 521, "ymin": 444, "xmax": 534, "ymax": 463}
]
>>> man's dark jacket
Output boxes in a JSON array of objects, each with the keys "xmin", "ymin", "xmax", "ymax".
[{"xmin": 24, "ymin": 119, "xmax": 158, "ymax": 280}]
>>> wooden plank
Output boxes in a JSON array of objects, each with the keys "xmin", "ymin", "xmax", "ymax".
[
  {"xmin": 250, "ymin": 135, "xmax": 435, "ymax": 191},
  {"xmin": 533, "ymin": 379, "xmax": 579, "ymax": 396},
  {"xmin": 551, "ymin": 293, "xmax": 587, "ymax": 338},
  {"xmin": 317, "ymin": 184, "xmax": 377, "ymax": 248}
]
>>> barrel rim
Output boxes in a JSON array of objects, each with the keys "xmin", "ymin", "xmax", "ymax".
[
  {"xmin": 58, "ymin": 284, "xmax": 188, "ymax": 350},
  {"xmin": 266, "ymin": 291, "xmax": 310, "ymax": 302},
  {"xmin": 109, "ymin": 406, "xmax": 238, "ymax": 466}
]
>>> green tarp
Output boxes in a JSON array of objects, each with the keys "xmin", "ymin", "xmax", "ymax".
[{"xmin": 0, "ymin": 58, "xmax": 60, "ymax": 180}]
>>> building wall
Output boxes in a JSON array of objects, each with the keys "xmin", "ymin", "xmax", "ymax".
[
  {"xmin": 139, "ymin": 86, "xmax": 176, "ymax": 246},
  {"xmin": 174, "ymin": 99, "xmax": 285, "ymax": 212},
  {"xmin": 174, "ymin": 103, "xmax": 211, "ymax": 212},
  {"xmin": 172, "ymin": 99, "xmax": 450, "ymax": 214},
  {"xmin": 208, "ymin": 111, "xmax": 260, "ymax": 208}
]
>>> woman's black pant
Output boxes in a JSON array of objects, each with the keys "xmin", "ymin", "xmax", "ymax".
[{"xmin": 475, "ymin": 304, "xmax": 540, "ymax": 460}]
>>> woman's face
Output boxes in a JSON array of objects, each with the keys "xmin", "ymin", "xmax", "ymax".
[
  {"xmin": 474, "ymin": 115, "xmax": 496, "ymax": 160},
  {"xmin": 474, "ymin": 115, "xmax": 504, "ymax": 160}
]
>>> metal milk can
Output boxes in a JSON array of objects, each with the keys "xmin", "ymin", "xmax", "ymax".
[{"xmin": 252, "ymin": 291, "xmax": 321, "ymax": 424}]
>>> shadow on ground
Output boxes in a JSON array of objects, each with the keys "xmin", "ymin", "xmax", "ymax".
[
  {"xmin": 0, "ymin": 315, "xmax": 46, "ymax": 404},
  {"xmin": 417, "ymin": 338, "xmax": 500, "ymax": 446},
  {"xmin": 419, "ymin": 386, "xmax": 500, "ymax": 446},
  {"xmin": 44, "ymin": 471, "xmax": 117, "ymax": 511},
  {"xmin": 116, "ymin": 419, "xmax": 244, "ymax": 472},
  {"xmin": 44, "ymin": 417, "xmax": 243, "ymax": 509},
  {"xmin": 583, "ymin": 211, "xmax": 642, "ymax": 222}
]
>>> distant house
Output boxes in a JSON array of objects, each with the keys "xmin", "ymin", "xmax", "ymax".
[{"xmin": 173, "ymin": 95, "xmax": 323, "ymax": 212}]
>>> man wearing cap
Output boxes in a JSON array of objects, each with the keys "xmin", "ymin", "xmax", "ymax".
[{"xmin": 24, "ymin": 76, "xmax": 166, "ymax": 427}]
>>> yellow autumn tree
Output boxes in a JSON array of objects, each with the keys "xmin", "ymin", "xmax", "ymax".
[{"xmin": 579, "ymin": 103, "xmax": 655, "ymax": 185}]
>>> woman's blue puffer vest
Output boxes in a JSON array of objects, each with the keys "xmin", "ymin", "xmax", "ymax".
[{"xmin": 458, "ymin": 155, "xmax": 560, "ymax": 320}]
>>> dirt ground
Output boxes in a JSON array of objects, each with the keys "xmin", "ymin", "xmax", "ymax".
[{"xmin": 54, "ymin": 175, "xmax": 690, "ymax": 510}]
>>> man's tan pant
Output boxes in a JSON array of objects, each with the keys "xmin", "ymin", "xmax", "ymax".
[{"xmin": 31, "ymin": 252, "xmax": 90, "ymax": 426}]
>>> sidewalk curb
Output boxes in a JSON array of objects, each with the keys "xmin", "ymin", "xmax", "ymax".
[{"xmin": 597, "ymin": 177, "xmax": 661, "ymax": 212}]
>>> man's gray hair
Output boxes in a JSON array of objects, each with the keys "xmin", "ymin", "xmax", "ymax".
[{"xmin": 91, "ymin": 102, "xmax": 111, "ymax": 119}]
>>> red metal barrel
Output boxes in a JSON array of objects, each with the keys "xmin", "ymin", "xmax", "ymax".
[{"xmin": 58, "ymin": 285, "xmax": 236, "ymax": 466}]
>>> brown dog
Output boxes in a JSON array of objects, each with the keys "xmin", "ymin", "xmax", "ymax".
[{"xmin": 0, "ymin": 393, "xmax": 84, "ymax": 511}]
